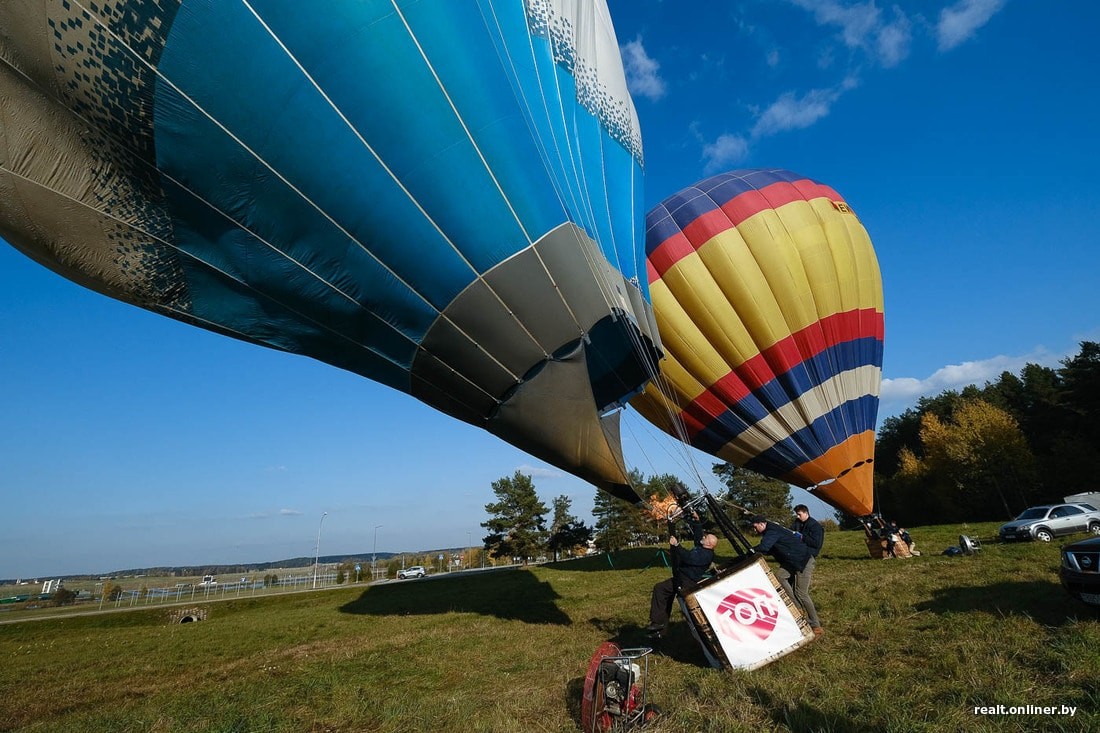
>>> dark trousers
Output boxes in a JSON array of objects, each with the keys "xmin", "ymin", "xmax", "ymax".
[
  {"xmin": 649, "ymin": 577, "xmax": 677, "ymax": 628},
  {"xmin": 649, "ymin": 576, "xmax": 701, "ymax": 628}
]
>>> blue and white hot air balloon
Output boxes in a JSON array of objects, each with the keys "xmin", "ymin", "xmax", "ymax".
[{"xmin": 0, "ymin": 0, "xmax": 660, "ymax": 500}]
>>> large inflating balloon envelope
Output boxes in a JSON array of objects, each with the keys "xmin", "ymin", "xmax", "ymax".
[
  {"xmin": 631, "ymin": 169, "xmax": 883, "ymax": 517},
  {"xmin": 0, "ymin": 0, "xmax": 661, "ymax": 502}
]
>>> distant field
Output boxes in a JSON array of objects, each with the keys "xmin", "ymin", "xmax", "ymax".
[
  {"xmin": 1, "ymin": 522, "xmax": 1097, "ymax": 732},
  {"xmin": 0, "ymin": 566, "xmax": 331, "ymax": 623}
]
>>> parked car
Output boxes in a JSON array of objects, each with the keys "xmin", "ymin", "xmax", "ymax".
[
  {"xmin": 1060, "ymin": 535, "xmax": 1100, "ymax": 607},
  {"xmin": 998, "ymin": 503, "xmax": 1100, "ymax": 542},
  {"xmin": 397, "ymin": 566, "xmax": 426, "ymax": 579}
]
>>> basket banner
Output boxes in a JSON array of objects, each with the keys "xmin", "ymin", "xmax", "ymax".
[{"xmin": 686, "ymin": 556, "xmax": 812, "ymax": 670}]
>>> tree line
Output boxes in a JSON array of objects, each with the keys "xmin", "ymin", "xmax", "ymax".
[
  {"xmin": 874, "ymin": 341, "xmax": 1100, "ymax": 525},
  {"xmin": 480, "ymin": 463, "xmax": 806, "ymax": 562}
]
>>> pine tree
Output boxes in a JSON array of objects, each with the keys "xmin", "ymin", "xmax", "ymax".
[
  {"xmin": 547, "ymin": 495, "xmax": 593, "ymax": 560},
  {"xmin": 481, "ymin": 471, "xmax": 549, "ymax": 564},
  {"xmin": 712, "ymin": 463, "xmax": 792, "ymax": 521}
]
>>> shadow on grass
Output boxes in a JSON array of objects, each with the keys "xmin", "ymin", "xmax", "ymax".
[
  {"xmin": 914, "ymin": 580, "xmax": 1086, "ymax": 626},
  {"xmin": 338, "ymin": 568, "xmax": 571, "ymax": 625},
  {"xmin": 587, "ymin": 616, "xmax": 716, "ymax": 669},
  {"xmin": 750, "ymin": 686, "xmax": 880, "ymax": 733},
  {"xmin": 564, "ymin": 676, "xmax": 585, "ymax": 730}
]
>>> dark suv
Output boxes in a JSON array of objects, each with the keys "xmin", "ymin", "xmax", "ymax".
[{"xmin": 1061, "ymin": 536, "xmax": 1100, "ymax": 607}]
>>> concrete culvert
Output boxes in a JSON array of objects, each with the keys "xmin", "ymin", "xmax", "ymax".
[{"xmin": 168, "ymin": 607, "xmax": 208, "ymax": 625}]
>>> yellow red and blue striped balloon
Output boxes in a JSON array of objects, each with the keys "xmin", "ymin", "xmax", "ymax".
[{"xmin": 631, "ymin": 169, "xmax": 884, "ymax": 517}]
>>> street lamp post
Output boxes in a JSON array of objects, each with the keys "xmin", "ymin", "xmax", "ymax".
[
  {"xmin": 313, "ymin": 511, "xmax": 328, "ymax": 589},
  {"xmin": 372, "ymin": 524, "xmax": 383, "ymax": 579}
]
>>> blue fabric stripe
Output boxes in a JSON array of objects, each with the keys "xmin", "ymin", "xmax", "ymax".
[
  {"xmin": 691, "ymin": 336, "xmax": 882, "ymax": 441},
  {"xmin": 644, "ymin": 169, "xmax": 821, "ymax": 257},
  {"xmin": 690, "ymin": 338, "xmax": 881, "ymax": 468},
  {"xmin": 737, "ymin": 395, "xmax": 880, "ymax": 478},
  {"xmin": 644, "ymin": 203, "xmax": 681, "ymax": 258}
]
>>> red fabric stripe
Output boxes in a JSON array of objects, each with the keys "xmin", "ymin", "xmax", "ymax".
[
  {"xmin": 647, "ymin": 231, "xmax": 696, "ymax": 281},
  {"xmin": 674, "ymin": 308, "xmax": 883, "ymax": 440},
  {"xmin": 647, "ymin": 179, "xmax": 844, "ymax": 280},
  {"xmin": 790, "ymin": 179, "xmax": 842, "ymax": 202}
]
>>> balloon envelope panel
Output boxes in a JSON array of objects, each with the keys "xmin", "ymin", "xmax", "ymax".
[
  {"xmin": 0, "ymin": 0, "xmax": 658, "ymax": 499},
  {"xmin": 632, "ymin": 169, "xmax": 883, "ymax": 516}
]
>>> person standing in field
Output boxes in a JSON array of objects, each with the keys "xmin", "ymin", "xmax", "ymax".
[
  {"xmin": 789, "ymin": 504, "xmax": 824, "ymax": 635},
  {"xmin": 749, "ymin": 513, "xmax": 822, "ymax": 637}
]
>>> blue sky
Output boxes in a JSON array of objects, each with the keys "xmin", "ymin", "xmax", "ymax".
[{"xmin": 3, "ymin": 0, "xmax": 1098, "ymax": 579}]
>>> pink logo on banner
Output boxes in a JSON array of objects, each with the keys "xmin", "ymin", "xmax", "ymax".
[{"xmin": 713, "ymin": 587, "xmax": 781, "ymax": 642}]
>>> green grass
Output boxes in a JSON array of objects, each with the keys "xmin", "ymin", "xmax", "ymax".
[{"xmin": 1, "ymin": 524, "xmax": 1097, "ymax": 732}]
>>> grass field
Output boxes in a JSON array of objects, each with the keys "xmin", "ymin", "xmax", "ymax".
[{"xmin": 2, "ymin": 522, "xmax": 1097, "ymax": 732}]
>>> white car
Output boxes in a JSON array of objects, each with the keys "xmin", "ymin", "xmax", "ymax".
[
  {"xmin": 998, "ymin": 503, "xmax": 1100, "ymax": 542},
  {"xmin": 397, "ymin": 566, "xmax": 426, "ymax": 579}
]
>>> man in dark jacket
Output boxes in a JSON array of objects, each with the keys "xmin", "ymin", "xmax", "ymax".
[
  {"xmin": 646, "ymin": 512, "xmax": 718, "ymax": 636},
  {"xmin": 789, "ymin": 505, "xmax": 823, "ymax": 634},
  {"xmin": 750, "ymin": 513, "xmax": 822, "ymax": 636}
]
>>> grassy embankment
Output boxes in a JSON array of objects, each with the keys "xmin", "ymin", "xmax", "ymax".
[{"xmin": 1, "ymin": 522, "xmax": 1097, "ymax": 732}]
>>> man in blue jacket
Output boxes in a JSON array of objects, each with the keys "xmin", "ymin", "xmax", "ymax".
[
  {"xmin": 750, "ymin": 513, "xmax": 822, "ymax": 636},
  {"xmin": 646, "ymin": 511, "xmax": 718, "ymax": 636}
]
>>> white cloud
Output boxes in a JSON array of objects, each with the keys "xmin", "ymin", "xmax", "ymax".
[
  {"xmin": 789, "ymin": 0, "xmax": 880, "ymax": 47},
  {"xmin": 937, "ymin": 0, "xmax": 1006, "ymax": 51},
  {"xmin": 700, "ymin": 77, "xmax": 856, "ymax": 173},
  {"xmin": 880, "ymin": 347, "xmax": 1063, "ymax": 413},
  {"xmin": 279, "ymin": 508, "xmax": 303, "ymax": 516},
  {"xmin": 516, "ymin": 464, "xmax": 564, "ymax": 479},
  {"xmin": 702, "ymin": 133, "xmax": 750, "ymax": 173},
  {"xmin": 750, "ymin": 86, "xmax": 842, "ymax": 138},
  {"xmin": 787, "ymin": 0, "xmax": 912, "ymax": 67},
  {"xmin": 620, "ymin": 36, "xmax": 666, "ymax": 101},
  {"xmin": 766, "ymin": 48, "xmax": 781, "ymax": 68},
  {"xmin": 876, "ymin": 11, "xmax": 912, "ymax": 68}
]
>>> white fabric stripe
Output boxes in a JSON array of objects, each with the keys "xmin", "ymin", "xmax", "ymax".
[{"xmin": 721, "ymin": 365, "xmax": 881, "ymax": 459}]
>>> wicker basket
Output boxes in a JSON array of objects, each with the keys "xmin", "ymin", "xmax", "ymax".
[{"xmin": 677, "ymin": 555, "xmax": 815, "ymax": 670}]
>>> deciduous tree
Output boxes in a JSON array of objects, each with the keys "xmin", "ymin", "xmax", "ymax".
[{"xmin": 907, "ymin": 399, "xmax": 1037, "ymax": 520}]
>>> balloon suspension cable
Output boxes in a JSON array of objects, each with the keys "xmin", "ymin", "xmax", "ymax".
[
  {"xmin": 667, "ymin": 481, "xmax": 754, "ymax": 558},
  {"xmin": 703, "ymin": 494, "xmax": 755, "ymax": 557}
]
